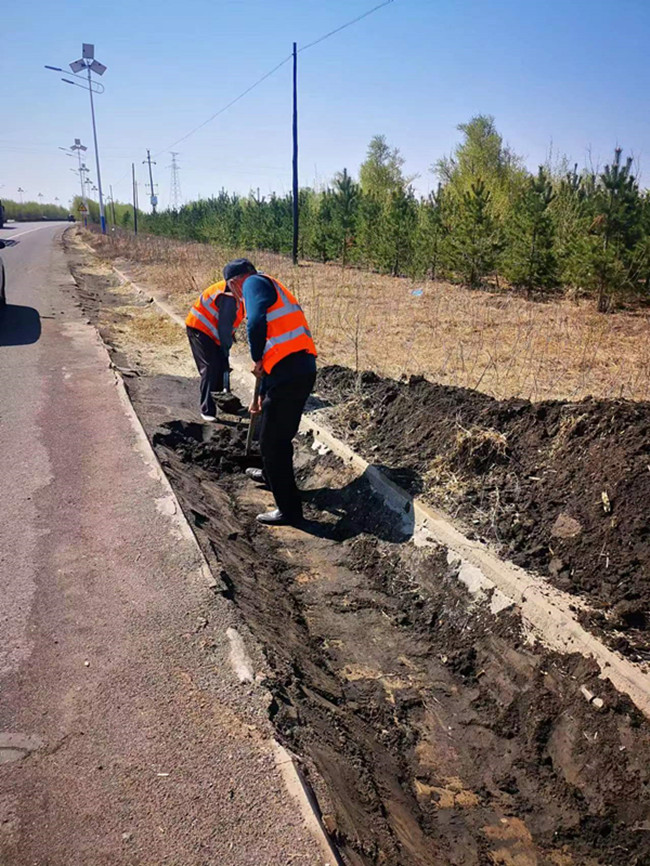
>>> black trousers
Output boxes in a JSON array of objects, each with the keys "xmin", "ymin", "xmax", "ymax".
[
  {"xmin": 186, "ymin": 326, "xmax": 227, "ymax": 416},
  {"xmin": 258, "ymin": 371, "xmax": 316, "ymax": 518}
]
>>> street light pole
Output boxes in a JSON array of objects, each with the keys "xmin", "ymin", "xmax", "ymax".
[
  {"xmin": 72, "ymin": 140, "xmax": 89, "ymax": 224},
  {"xmin": 49, "ymin": 45, "xmax": 108, "ymax": 233},
  {"xmin": 109, "ymin": 184, "xmax": 116, "ymax": 224},
  {"xmin": 85, "ymin": 55, "xmax": 106, "ymax": 233}
]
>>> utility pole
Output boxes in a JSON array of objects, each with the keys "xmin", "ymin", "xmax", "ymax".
[
  {"xmin": 292, "ymin": 41, "xmax": 299, "ymax": 265},
  {"xmin": 143, "ymin": 149, "xmax": 158, "ymax": 214},
  {"xmin": 168, "ymin": 152, "xmax": 182, "ymax": 210},
  {"xmin": 109, "ymin": 184, "xmax": 116, "ymax": 224},
  {"xmin": 132, "ymin": 163, "xmax": 138, "ymax": 235}
]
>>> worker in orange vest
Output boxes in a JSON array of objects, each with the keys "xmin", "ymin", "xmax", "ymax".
[
  {"xmin": 223, "ymin": 258, "xmax": 317, "ymax": 526},
  {"xmin": 185, "ymin": 271, "xmax": 245, "ymax": 420}
]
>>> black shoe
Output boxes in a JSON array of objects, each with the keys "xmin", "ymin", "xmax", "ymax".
[
  {"xmin": 256, "ymin": 508, "xmax": 303, "ymax": 527},
  {"xmin": 246, "ymin": 467, "xmax": 266, "ymax": 483}
]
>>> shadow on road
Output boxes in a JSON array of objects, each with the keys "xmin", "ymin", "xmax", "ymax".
[{"xmin": 0, "ymin": 305, "xmax": 41, "ymax": 346}]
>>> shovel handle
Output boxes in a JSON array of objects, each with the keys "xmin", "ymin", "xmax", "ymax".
[{"xmin": 245, "ymin": 377, "xmax": 262, "ymax": 455}]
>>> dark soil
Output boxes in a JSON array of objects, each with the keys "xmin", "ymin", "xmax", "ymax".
[
  {"xmin": 153, "ymin": 419, "xmax": 260, "ymax": 476},
  {"xmin": 154, "ymin": 423, "xmax": 650, "ymax": 866},
  {"xmin": 315, "ymin": 366, "xmax": 650, "ymax": 657}
]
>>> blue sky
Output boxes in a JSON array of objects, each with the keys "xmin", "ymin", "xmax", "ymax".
[{"xmin": 3, "ymin": 0, "xmax": 650, "ymax": 210}]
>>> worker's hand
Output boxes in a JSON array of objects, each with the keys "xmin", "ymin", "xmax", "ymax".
[
  {"xmin": 249, "ymin": 394, "xmax": 263, "ymax": 415},
  {"xmin": 251, "ymin": 360, "xmax": 264, "ymax": 378}
]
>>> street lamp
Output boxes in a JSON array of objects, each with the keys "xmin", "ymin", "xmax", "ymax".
[
  {"xmin": 46, "ymin": 44, "xmax": 108, "ymax": 233},
  {"xmin": 61, "ymin": 139, "xmax": 89, "ymax": 224},
  {"xmin": 17, "ymin": 187, "xmax": 24, "ymax": 204}
]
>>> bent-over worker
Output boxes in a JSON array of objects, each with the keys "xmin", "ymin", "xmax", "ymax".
[
  {"xmin": 185, "ymin": 275, "xmax": 244, "ymax": 420},
  {"xmin": 223, "ymin": 258, "xmax": 317, "ymax": 526}
]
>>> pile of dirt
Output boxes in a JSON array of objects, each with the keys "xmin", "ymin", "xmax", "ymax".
[
  {"xmin": 315, "ymin": 366, "xmax": 650, "ymax": 655},
  {"xmin": 153, "ymin": 419, "xmax": 260, "ymax": 476}
]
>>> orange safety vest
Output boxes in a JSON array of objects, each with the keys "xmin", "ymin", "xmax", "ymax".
[
  {"xmin": 185, "ymin": 280, "xmax": 244, "ymax": 346},
  {"xmin": 259, "ymin": 275, "xmax": 317, "ymax": 374}
]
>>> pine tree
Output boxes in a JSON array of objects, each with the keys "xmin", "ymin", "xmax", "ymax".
[
  {"xmin": 331, "ymin": 168, "xmax": 360, "ymax": 266},
  {"xmin": 378, "ymin": 186, "xmax": 418, "ymax": 276},
  {"xmin": 413, "ymin": 184, "xmax": 449, "ymax": 279},
  {"xmin": 631, "ymin": 192, "xmax": 650, "ymax": 300},
  {"xmin": 502, "ymin": 167, "xmax": 557, "ymax": 295},
  {"xmin": 311, "ymin": 190, "xmax": 337, "ymax": 263},
  {"xmin": 568, "ymin": 149, "xmax": 642, "ymax": 311},
  {"xmin": 356, "ymin": 192, "xmax": 383, "ymax": 270},
  {"xmin": 449, "ymin": 179, "xmax": 502, "ymax": 288}
]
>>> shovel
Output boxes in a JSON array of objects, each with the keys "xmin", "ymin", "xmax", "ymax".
[{"xmin": 245, "ymin": 377, "xmax": 262, "ymax": 456}]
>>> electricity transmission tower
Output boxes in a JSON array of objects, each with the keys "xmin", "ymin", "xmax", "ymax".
[{"xmin": 168, "ymin": 152, "xmax": 182, "ymax": 210}]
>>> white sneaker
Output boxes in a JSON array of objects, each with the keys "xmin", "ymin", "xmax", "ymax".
[{"xmin": 201, "ymin": 413, "xmax": 217, "ymax": 422}]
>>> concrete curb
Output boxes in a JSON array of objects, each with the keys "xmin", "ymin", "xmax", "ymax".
[{"xmin": 303, "ymin": 418, "xmax": 650, "ymax": 717}]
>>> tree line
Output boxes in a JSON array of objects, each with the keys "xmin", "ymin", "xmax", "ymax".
[
  {"xmin": 82, "ymin": 115, "xmax": 650, "ymax": 311},
  {"xmin": 1, "ymin": 200, "xmax": 71, "ymax": 222}
]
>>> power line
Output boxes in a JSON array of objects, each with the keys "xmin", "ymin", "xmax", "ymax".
[
  {"xmin": 110, "ymin": 0, "xmax": 396, "ymax": 195},
  {"xmin": 153, "ymin": 0, "xmax": 395, "ymax": 158},
  {"xmin": 299, "ymin": 0, "xmax": 394, "ymax": 53},
  {"xmin": 153, "ymin": 54, "xmax": 292, "ymax": 158}
]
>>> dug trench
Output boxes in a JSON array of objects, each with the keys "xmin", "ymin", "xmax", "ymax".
[
  {"xmin": 66, "ymin": 238, "xmax": 650, "ymax": 866},
  {"xmin": 315, "ymin": 367, "xmax": 650, "ymax": 661}
]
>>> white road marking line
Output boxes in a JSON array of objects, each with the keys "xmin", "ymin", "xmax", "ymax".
[{"xmin": 1, "ymin": 224, "xmax": 65, "ymax": 241}]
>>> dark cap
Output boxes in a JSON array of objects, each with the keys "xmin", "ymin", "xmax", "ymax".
[{"xmin": 223, "ymin": 258, "xmax": 257, "ymax": 281}]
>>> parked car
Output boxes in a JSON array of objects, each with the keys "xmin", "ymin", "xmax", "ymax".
[{"xmin": 0, "ymin": 240, "xmax": 6, "ymax": 308}]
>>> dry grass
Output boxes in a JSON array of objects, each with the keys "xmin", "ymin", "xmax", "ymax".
[
  {"xmin": 128, "ymin": 312, "xmax": 186, "ymax": 347},
  {"xmin": 84, "ymin": 228, "xmax": 650, "ymax": 403}
]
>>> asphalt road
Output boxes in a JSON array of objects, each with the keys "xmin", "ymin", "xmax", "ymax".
[{"xmin": 0, "ymin": 224, "xmax": 322, "ymax": 865}]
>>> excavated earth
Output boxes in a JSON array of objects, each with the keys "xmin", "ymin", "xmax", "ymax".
[
  {"xmin": 314, "ymin": 366, "xmax": 650, "ymax": 660},
  {"xmin": 151, "ymin": 416, "xmax": 650, "ymax": 866},
  {"xmin": 68, "ymin": 241, "xmax": 650, "ymax": 866}
]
